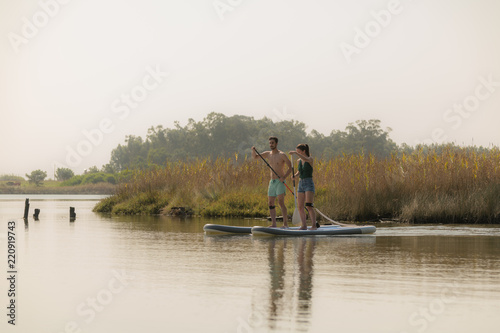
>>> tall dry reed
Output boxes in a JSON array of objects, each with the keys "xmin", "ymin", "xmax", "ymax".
[{"xmin": 95, "ymin": 147, "xmax": 500, "ymax": 223}]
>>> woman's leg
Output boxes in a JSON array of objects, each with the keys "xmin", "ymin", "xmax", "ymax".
[
  {"xmin": 305, "ymin": 191, "xmax": 316, "ymax": 229},
  {"xmin": 297, "ymin": 192, "xmax": 307, "ymax": 229}
]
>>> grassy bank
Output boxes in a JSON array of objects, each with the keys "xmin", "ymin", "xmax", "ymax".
[
  {"xmin": 0, "ymin": 180, "xmax": 116, "ymax": 195},
  {"xmin": 93, "ymin": 147, "xmax": 500, "ymax": 223}
]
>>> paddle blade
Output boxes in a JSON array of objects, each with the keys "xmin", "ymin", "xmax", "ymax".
[{"xmin": 292, "ymin": 208, "xmax": 301, "ymax": 225}]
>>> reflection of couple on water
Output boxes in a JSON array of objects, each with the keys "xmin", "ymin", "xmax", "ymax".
[{"xmin": 266, "ymin": 237, "xmax": 316, "ymax": 330}]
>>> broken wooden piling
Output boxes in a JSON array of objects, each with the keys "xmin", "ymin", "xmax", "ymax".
[{"xmin": 23, "ymin": 198, "xmax": 30, "ymax": 220}]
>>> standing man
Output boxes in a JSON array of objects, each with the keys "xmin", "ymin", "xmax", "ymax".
[{"xmin": 252, "ymin": 136, "xmax": 293, "ymax": 228}]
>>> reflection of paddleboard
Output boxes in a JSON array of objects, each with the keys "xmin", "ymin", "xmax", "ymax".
[{"xmin": 251, "ymin": 225, "xmax": 376, "ymax": 237}]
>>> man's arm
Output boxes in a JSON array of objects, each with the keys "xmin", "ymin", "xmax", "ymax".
[
  {"xmin": 280, "ymin": 153, "xmax": 293, "ymax": 181},
  {"xmin": 251, "ymin": 146, "xmax": 270, "ymax": 160}
]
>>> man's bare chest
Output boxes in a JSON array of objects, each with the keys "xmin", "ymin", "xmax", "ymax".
[{"xmin": 268, "ymin": 153, "xmax": 283, "ymax": 166}]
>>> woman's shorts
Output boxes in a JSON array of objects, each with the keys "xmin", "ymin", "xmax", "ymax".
[{"xmin": 298, "ymin": 178, "xmax": 315, "ymax": 193}]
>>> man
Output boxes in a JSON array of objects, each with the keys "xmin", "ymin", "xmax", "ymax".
[{"xmin": 251, "ymin": 136, "xmax": 292, "ymax": 228}]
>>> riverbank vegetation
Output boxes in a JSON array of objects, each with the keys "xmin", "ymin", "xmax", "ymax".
[
  {"xmin": 0, "ymin": 173, "xmax": 117, "ymax": 194},
  {"xmin": 0, "ymin": 181, "xmax": 115, "ymax": 194},
  {"xmin": 93, "ymin": 146, "xmax": 500, "ymax": 223},
  {"xmin": 6, "ymin": 114, "xmax": 499, "ymax": 222}
]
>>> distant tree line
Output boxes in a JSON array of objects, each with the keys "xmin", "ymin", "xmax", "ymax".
[
  {"xmin": 17, "ymin": 168, "xmax": 118, "ymax": 187},
  {"xmin": 108, "ymin": 112, "xmax": 400, "ymax": 171},
  {"xmin": 11, "ymin": 112, "xmax": 498, "ymax": 183}
]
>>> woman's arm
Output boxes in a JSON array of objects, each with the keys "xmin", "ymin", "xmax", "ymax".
[{"xmin": 291, "ymin": 151, "xmax": 313, "ymax": 165}]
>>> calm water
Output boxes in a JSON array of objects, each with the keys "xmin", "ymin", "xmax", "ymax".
[{"xmin": 1, "ymin": 195, "xmax": 499, "ymax": 333}]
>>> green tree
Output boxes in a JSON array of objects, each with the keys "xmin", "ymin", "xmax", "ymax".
[
  {"xmin": 0, "ymin": 174, "xmax": 24, "ymax": 182},
  {"xmin": 342, "ymin": 119, "xmax": 397, "ymax": 157},
  {"xmin": 106, "ymin": 113, "xmax": 399, "ymax": 170},
  {"xmin": 101, "ymin": 163, "xmax": 116, "ymax": 174},
  {"xmin": 86, "ymin": 166, "xmax": 100, "ymax": 174},
  {"xmin": 110, "ymin": 135, "xmax": 149, "ymax": 171},
  {"xmin": 55, "ymin": 168, "xmax": 74, "ymax": 181},
  {"xmin": 26, "ymin": 170, "xmax": 47, "ymax": 186}
]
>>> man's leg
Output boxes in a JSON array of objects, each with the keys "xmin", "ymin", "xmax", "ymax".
[
  {"xmin": 277, "ymin": 193, "xmax": 288, "ymax": 228},
  {"xmin": 268, "ymin": 196, "xmax": 277, "ymax": 227}
]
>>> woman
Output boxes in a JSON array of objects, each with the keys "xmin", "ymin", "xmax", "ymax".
[{"xmin": 289, "ymin": 144, "xmax": 317, "ymax": 230}]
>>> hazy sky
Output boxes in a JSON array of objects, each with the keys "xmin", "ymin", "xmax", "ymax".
[{"xmin": 1, "ymin": 0, "xmax": 499, "ymax": 177}]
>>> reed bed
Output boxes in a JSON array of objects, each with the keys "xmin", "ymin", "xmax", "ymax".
[{"xmin": 94, "ymin": 147, "xmax": 500, "ymax": 223}]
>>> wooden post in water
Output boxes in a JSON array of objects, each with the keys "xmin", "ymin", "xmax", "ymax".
[
  {"xmin": 23, "ymin": 198, "xmax": 30, "ymax": 220},
  {"xmin": 70, "ymin": 207, "xmax": 76, "ymax": 221},
  {"xmin": 33, "ymin": 209, "xmax": 40, "ymax": 220}
]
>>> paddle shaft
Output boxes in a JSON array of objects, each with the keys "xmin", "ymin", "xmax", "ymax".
[
  {"xmin": 253, "ymin": 148, "xmax": 295, "ymax": 196},
  {"xmin": 315, "ymin": 208, "xmax": 354, "ymax": 227},
  {"xmin": 290, "ymin": 154, "xmax": 302, "ymax": 225}
]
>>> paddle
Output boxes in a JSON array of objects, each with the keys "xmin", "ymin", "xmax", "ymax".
[
  {"xmin": 314, "ymin": 208, "xmax": 355, "ymax": 227},
  {"xmin": 290, "ymin": 154, "xmax": 301, "ymax": 225}
]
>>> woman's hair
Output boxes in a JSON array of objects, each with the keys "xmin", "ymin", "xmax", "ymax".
[{"xmin": 296, "ymin": 143, "xmax": 310, "ymax": 157}]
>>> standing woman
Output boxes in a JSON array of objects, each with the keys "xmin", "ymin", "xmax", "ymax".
[{"xmin": 290, "ymin": 144, "xmax": 317, "ymax": 230}]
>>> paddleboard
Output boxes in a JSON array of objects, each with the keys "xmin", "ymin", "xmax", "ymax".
[
  {"xmin": 203, "ymin": 224, "xmax": 329, "ymax": 235},
  {"xmin": 251, "ymin": 224, "xmax": 376, "ymax": 237},
  {"xmin": 203, "ymin": 224, "xmax": 253, "ymax": 235}
]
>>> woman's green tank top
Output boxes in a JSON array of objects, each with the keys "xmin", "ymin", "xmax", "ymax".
[{"xmin": 298, "ymin": 160, "xmax": 313, "ymax": 179}]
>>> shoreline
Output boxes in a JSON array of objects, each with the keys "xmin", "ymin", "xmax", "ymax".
[
  {"xmin": 1, "ymin": 190, "xmax": 498, "ymax": 224},
  {"xmin": 0, "ymin": 184, "xmax": 116, "ymax": 195},
  {"xmin": 6, "ymin": 147, "xmax": 500, "ymax": 224},
  {"xmin": 91, "ymin": 149, "xmax": 500, "ymax": 224}
]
